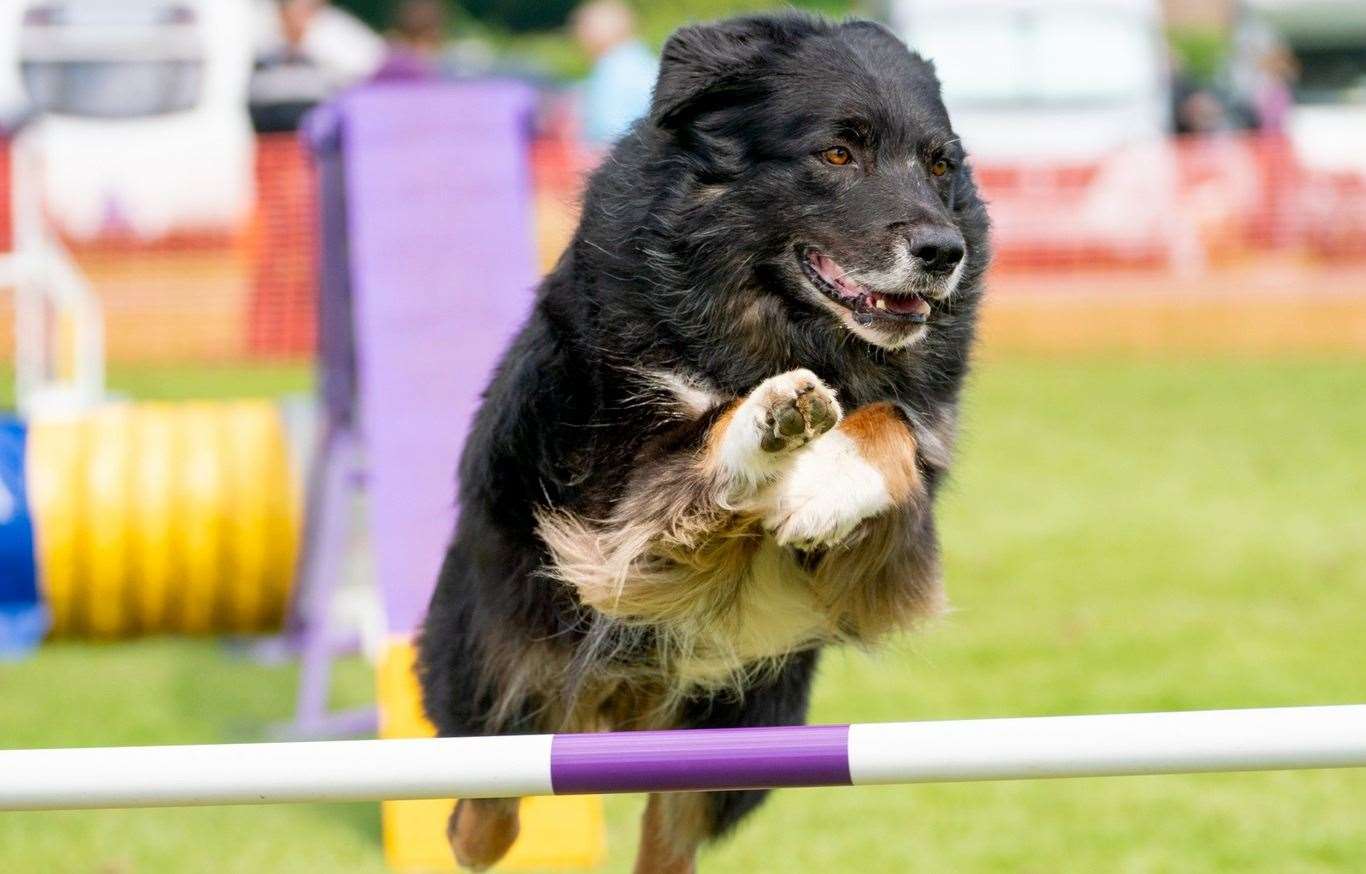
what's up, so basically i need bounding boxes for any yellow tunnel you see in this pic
[25,400,300,639]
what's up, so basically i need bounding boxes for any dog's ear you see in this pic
[650,17,792,129]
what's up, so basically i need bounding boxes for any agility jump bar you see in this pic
[3,705,1363,811]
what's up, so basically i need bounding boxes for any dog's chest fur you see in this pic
[540,507,836,688]
[664,538,830,685]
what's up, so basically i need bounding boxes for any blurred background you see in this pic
[0,1,1361,872]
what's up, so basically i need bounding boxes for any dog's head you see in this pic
[648,14,987,351]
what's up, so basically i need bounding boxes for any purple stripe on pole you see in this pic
[550,724,851,794]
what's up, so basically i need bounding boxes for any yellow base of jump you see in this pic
[378,639,605,872]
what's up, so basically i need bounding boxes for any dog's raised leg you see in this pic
[763,401,922,548]
[711,368,843,494]
[447,797,520,871]
[761,399,944,640]
[537,368,842,621]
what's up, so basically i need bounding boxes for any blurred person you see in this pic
[249,0,384,132]
[570,0,657,146]
[1175,87,1236,135]
[247,0,381,365]
[392,0,447,59]
[1168,47,1240,136]
[1223,8,1301,245]
[1251,43,1299,133]
[374,0,448,80]
[276,0,385,85]
[374,0,501,81]
[1229,9,1299,133]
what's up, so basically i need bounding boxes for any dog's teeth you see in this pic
[875,298,887,310]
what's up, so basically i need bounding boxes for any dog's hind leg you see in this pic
[447,798,520,871]
[634,792,702,874]
[632,649,822,873]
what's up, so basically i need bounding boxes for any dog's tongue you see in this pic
[810,252,931,318]
[810,252,865,299]
[869,290,931,318]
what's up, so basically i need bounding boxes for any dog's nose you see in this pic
[906,225,965,275]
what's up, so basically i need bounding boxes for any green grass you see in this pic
[2,355,1364,872]
[0,362,314,412]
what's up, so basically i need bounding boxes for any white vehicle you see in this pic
[19,1,205,118]
[883,0,1169,161]
[1249,0,1366,256]
[0,0,255,412]
[1250,0,1366,174]
[879,0,1206,269]
[0,0,257,239]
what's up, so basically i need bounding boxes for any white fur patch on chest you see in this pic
[762,431,892,548]
[637,368,728,418]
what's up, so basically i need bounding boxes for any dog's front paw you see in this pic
[754,370,841,454]
[763,431,892,548]
[715,369,841,486]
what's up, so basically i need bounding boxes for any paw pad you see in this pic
[759,378,839,454]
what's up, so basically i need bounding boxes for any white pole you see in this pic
[0,735,554,811]
[848,704,1366,784]
[0,706,1362,811]
[4,123,106,415]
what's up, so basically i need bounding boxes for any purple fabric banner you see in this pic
[339,81,538,635]
[550,725,851,794]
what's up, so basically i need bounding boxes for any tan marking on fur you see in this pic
[479,638,564,732]
[695,183,729,203]
[701,401,741,474]
[719,293,795,363]
[461,622,685,735]
[448,798,520,871]
[737,297,778,329]
[837,402,922,503]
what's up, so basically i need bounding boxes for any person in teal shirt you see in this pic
[572,0,659,147]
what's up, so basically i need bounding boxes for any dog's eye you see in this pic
[820,147,853,166]
[930,159,950,177]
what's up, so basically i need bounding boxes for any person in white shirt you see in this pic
[249,0,384,131]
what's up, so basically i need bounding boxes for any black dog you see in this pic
[419,12,988,872]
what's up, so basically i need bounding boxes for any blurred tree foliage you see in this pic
[334,0,390,30]
[632,0,856,44]
[460,0,578,31]
[336,0,856,35]
[1167,28,1231,85]
[333,0,858,81]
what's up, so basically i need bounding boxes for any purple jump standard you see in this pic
[2,706,1364,811]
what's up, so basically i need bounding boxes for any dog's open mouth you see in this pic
[799,248,930,324]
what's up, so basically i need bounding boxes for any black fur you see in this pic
[419,12,988,842]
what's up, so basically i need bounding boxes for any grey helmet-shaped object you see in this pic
[19,0,205,118]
